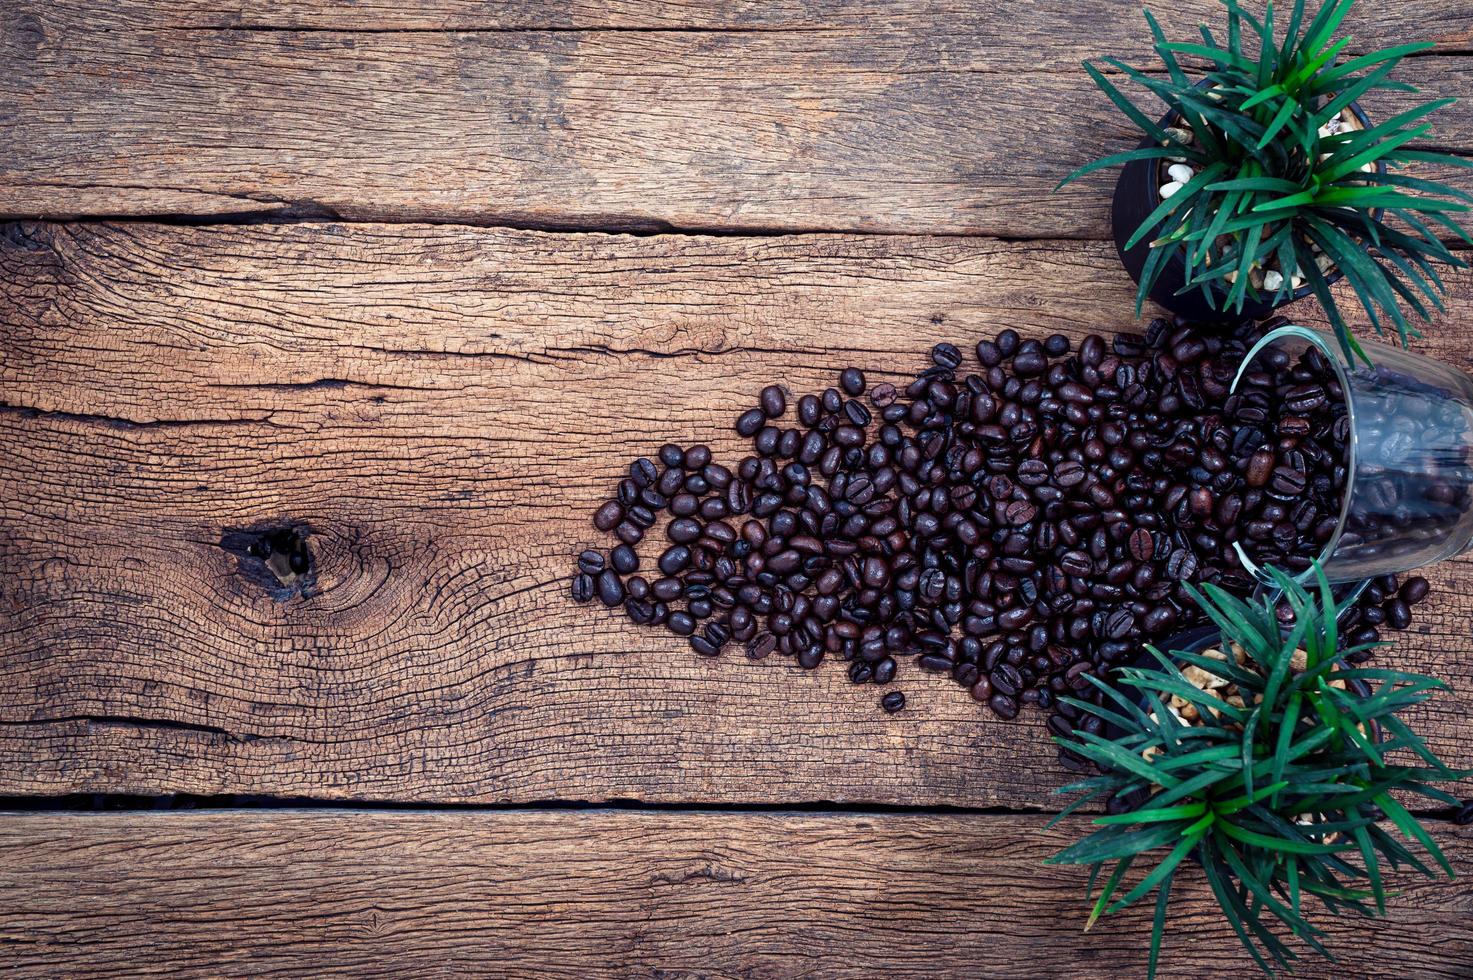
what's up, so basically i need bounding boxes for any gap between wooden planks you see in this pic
[3,221,1472,805]
[0,810,1469,979]
[1,0,1470,233]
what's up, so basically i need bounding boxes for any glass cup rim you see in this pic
[1228,324,1357,584]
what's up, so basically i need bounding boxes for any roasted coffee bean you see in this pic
[881,691,906,713]
[658,546,691,575]
[736,408,766,436]
[760,385,787,418]
[631,457,658,487]
[571,573,595,603]
[596,569,625,606]
[594,501,624,532]
[1385,598,1412,631]
[747,632,777,660]
[932,343,963,369]
[871,382,898,408]
[577,550,605,575]
[840,367,866,396]
[668,518,703,544]
[611,544,639,574]
[1165,550,1198,581]
[1059,551,1092,577]
[1401,577,1430,605]
[989,694,1019,720]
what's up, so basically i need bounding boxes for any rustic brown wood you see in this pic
[3,221,1472,804]
[20,0,1473,37]
[0,810,1468,978]
[2,2,1469,232]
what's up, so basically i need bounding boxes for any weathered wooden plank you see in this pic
[3,221,1472,804]
[20,0,1473,39]
[0,810,1469,978]
[2,2,1469,232]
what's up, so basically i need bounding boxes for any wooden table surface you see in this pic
[3,1,1473,976]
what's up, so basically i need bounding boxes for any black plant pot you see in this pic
[1111,99,1377,325]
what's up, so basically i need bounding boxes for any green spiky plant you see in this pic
[1047,565,1470,978]
[1058,0,1473,365]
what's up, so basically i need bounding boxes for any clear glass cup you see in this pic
[1231,325,1473,584]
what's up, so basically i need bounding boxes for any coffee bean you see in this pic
[668,518,703,544]
[594,501,624,531]
[571,573,595,603]
[1245,451,1273,487]
[577,550,605,575]
[840,368,866,396]
[1005,501,1037,526]
[871,383,897,408]
[1059,551,1092,577]
[932,343,962,369]
[631,457,658,487]
[1270,466,1307,496]
[791,394,818,427]
[1013,350,1046,377]
[881,691,906,713]
[760,385,787,419]
[683,445,712,470]
[736,408,766,436]
[1384,598,1412,630]
[1103,609,1135,639]
[653,577,684,602]
[658,545,691,575]
[989,694,1019,720]
[611,544,639,574]
[596,569,625,606]
[739,631,775,661]
[1127,528,1154,561]
[1401,577,1430,605]
[1054,460,1086,488]
[1165,550,1198,580]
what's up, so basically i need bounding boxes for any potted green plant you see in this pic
[1047,565,1471,977]
[1058,0,1473,364]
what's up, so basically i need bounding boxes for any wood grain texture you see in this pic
[3,221,1473,805]
[20,0,1473,37]
[0,810,1469,978]
[2,1,1469,232]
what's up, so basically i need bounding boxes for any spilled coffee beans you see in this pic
[573,316,1432,769]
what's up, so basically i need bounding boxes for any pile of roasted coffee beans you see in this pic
[572,315,1433,767]
[1228,342,1349,575]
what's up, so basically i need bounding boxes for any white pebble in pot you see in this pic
[1167,163,1195,183]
